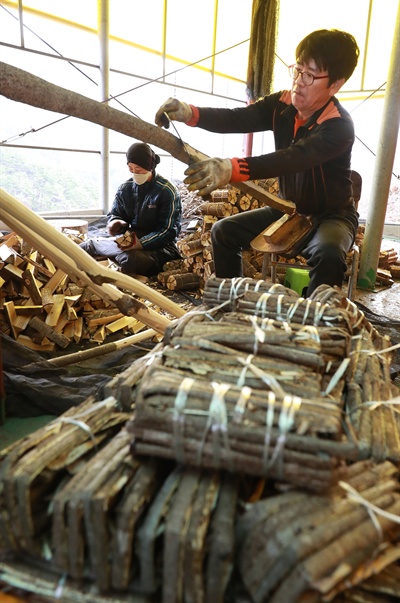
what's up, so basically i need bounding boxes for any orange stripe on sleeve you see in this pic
[230,157,250,182]
[186,105,200,126]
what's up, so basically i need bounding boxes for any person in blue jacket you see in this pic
[155,29,360,295]
[80,142,182,276]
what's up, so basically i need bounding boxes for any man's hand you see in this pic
[108,219,128,236]
[183,158,232,197]
[155,97,193,127]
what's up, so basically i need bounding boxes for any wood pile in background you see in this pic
[161,180,278,291]
[1,281,400,602]
[0,230,150,351]
[378,247,400,284]
[167,184,400,292]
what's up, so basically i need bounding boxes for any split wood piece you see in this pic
[46,267,69,293]
[158,268,184,287]
[135,466,184,595]
[178,238,204,258]
[3,300,31,338]
[166,272,201,291]
[15,334,55,352]
[29,315,70,348]
[162,468,202,603]
[236,194,251,212]
[115,230,136,249]
[52,428,132,581]
[390,264,400,278]
[202,245,212,262]
[202,215,217,233]
[205,472,239,603]
[199,201,233,217]
[0,194,183,333]
[237,460,399,603]
[44,293,65,327]
[105,315,138,334]
[0,61,295,214]
[21,268,43,305]
[204,260,214,280]
[0,396,128,557]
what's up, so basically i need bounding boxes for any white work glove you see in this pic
[183,158,233,197]
[155,97,193,127]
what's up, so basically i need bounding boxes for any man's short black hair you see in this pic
[296,29,360,84]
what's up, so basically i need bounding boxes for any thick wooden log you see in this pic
[0,61,295,212]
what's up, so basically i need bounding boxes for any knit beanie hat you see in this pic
[126,142,160,170]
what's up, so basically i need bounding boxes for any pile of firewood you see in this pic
[0,230,152,351]
[158,180,278,291]
[378,247,400,284]
[0,281,400,602]
[161,185,400,292]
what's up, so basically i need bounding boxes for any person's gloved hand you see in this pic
[155,97,193,128]
[108,219,128,236]
[183,158,232,197]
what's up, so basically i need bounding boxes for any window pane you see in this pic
[0,147,100,213]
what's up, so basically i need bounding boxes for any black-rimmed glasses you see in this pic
[288,64,330,86]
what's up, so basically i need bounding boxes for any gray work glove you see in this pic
[183,158,233,197]
[155,97,193,128]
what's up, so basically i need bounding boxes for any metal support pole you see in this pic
[98,0,110,215]
[357,0,400,289]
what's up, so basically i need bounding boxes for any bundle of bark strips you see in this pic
[0,396,129,558]
[130,368,360,492]
[236,459,400,603]
[0,396,242,601]
[51,430,163,593]
[346,326,400,462]
[164,313,352,404]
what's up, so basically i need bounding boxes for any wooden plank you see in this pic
[16,334,55,351]
[21,268,43,304]
[45,294,65,327]
[46,268,68,293]
[105,316,138,334]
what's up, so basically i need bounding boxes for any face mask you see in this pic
[132,171,151,185]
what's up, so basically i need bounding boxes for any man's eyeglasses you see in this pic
[288,64,330,86]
